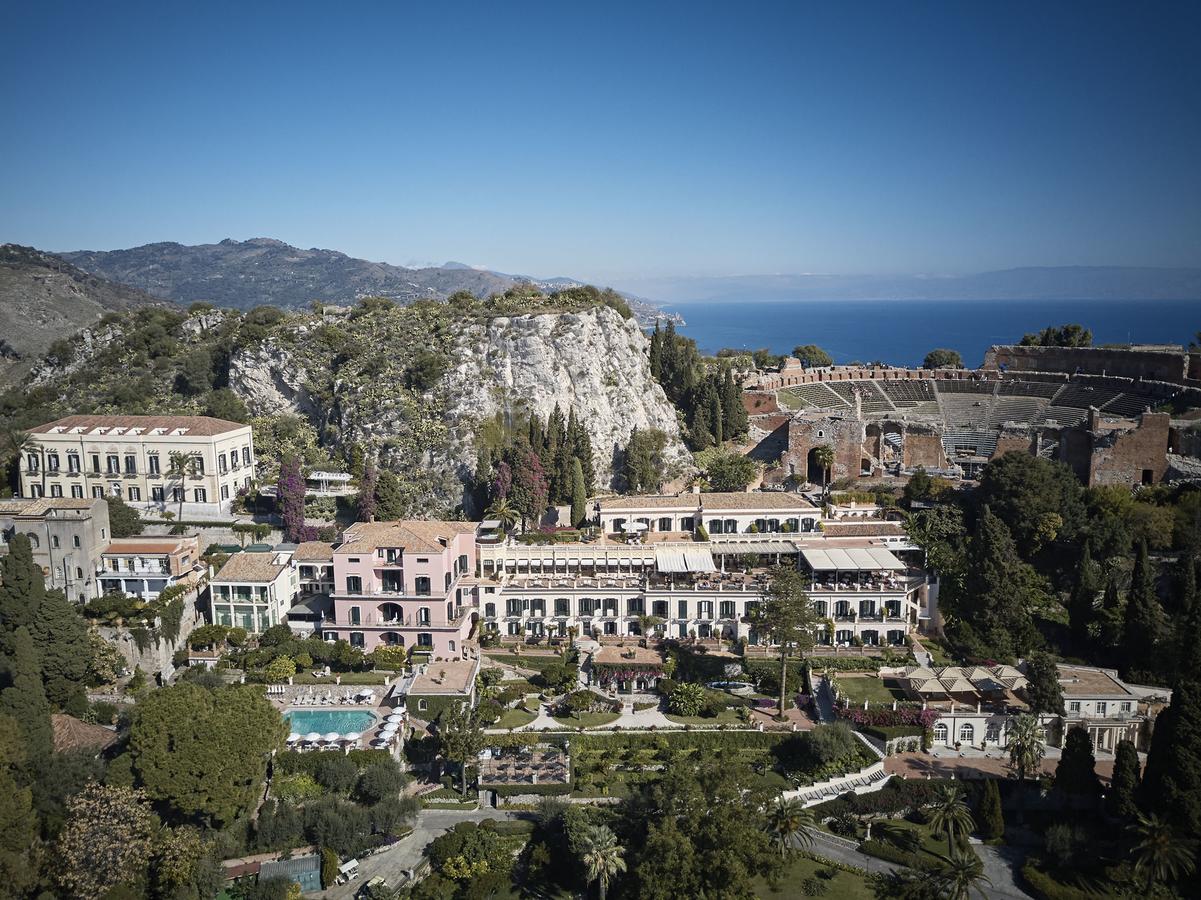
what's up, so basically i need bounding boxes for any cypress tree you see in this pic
[691,404,713,451]
[709,387,724,446]
[0,533,45,642]
[1055,725,1101,803]
[1140,676,1201,834]
[1175,552,1197,615]
[1107,739,1141,820]
[721,368,748,438]
[649,323,663,380]
[0,627,51,758]
[30,589,90,710]
[1121,539,1165,679]
[1068,545,1100,645]
[570,459,587,528]
[978,778,1004,840]
[957,507,1041,659]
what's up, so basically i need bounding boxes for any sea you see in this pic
[667,298,1200,368]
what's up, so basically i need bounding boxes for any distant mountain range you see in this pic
[614,266,1201,304]
[58,238,678,325]
[0,245,164,383]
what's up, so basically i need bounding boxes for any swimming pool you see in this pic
[285,709,378,734]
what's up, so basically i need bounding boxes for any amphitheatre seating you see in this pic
[881,380,935,404]
[934,380,997,395]
[1039,406,1090,426]
[941,430,999,458]
[1102,393,1158,417]
[827,380,894,413]
[988,397,1047,427]
[784,382,848,410]
[1049,384,1122,409]
[998,380,1062,398]
[939,396,995,429]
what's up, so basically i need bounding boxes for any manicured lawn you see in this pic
[495,707,537,729]
[291,671,390,684]
[485,653,570,673]
[835,674,906,706]
[551,711,620,729]
[751,853,872,899]
[776,389,810,410]
[664,708,747,726]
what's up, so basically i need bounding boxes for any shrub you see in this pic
[859,840,942,872]
[802,875,828,896]
[274,773,323,803]
[90,701,119,726]
[312,754,358,795]
[668,682,707,716]
[354,760,407,805]
[1020,859,1097,900]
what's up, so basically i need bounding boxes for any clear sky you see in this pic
[1,1,1198,283]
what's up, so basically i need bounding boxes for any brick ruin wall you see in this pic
[982,345,1190,383]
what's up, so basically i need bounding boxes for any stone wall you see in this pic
[983,344,1189,382]
[1059,411,1172,486]
[97,586,205,681]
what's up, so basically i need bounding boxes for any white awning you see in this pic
[711,541,799,555]
[655,546,717,573]
[801,546,905,571]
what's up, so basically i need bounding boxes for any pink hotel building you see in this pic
[323,520,478,657]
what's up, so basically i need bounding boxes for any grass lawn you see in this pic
[291,671,389,684]
[776,389,810,411]
[834,674,907,706]
[664,708,747,726]
[485,653,570,673]
[494,707,538,729]
[920,636,957,667]
[751,853,872,899]
[551,711,621,729]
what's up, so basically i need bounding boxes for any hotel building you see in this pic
[0,497,110,603]
[97,534,201,599]
[210,547,300,633]
[19,415,256,519]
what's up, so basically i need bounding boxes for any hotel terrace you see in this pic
[18,415,256,519]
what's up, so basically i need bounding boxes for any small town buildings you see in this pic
[0,497,111,602]
[19,414,256,519]
[209,547,300,633]
[596,490,822,535]
[325,520,478,656]
[295,541,335,595]
[402,657,480,720]
[97,534,201,599]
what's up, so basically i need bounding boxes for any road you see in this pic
[317,807,521,899]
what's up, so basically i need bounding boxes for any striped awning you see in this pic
[710,541,799,555]
[655,546,717,573]
[800,547,905,571]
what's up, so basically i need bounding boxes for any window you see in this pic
[230,450,239,470]
[26,452,39,472]
[219,456,228,474]
[626,598,644,615]
[444,572,451,591]
[484,602,496,618]
[417,607,431,626]
[47,453,59,471]
[719,600,736,619]
[349,606,361,625]
[678,599,688,618]
[1095,702,1107,716]
[194,488,207,503]
[149,455,160,475]
[70,484,83,498]
[129,487,140,501]
[26,533,39,549]
[243,447,251,466]
[92,486,104,499]
[1068,701,1081,713]
[30,484,43,498]
[193,456,205,475]
[52,535,60,548]
[91,454,101,473]
[555,598,570,616]
[221,485,229,500]
[958,723,974,743]
[67,453,80,473]
[106,455,119,474]
[652,600,668,617]
[73,535,80,548]
[414,576,431,596]
[658,517,672,532]
[933,723,948,742]
[151,486,165,502]
[416,633,433,648]
[506,598,522,616]
[1120,701,1132,713]
[346,576,362,593]
[50,484,63,498]
[418,699,429,711]
[172,487,183,502]
[449,640,456,653]
[458,554,468,574]
[75,567,82,579]
[349,632,364,648]
[124,454,136,474]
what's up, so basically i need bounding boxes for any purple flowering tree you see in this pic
[278,456,317,542]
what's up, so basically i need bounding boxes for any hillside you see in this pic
[0,244,164,384]
[60,238,678,326]
[3,290,690,515]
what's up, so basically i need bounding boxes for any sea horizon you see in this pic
[662,297,1200,368]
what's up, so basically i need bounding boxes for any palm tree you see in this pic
[1129,813,1197,891]
[812,444,835,492]
[6,429,42,497]
[937,846,992,900]
[580,824,626,900]
[765,795,815,858]
[167,450,192,523]
[485,497,519,534]
[927,784,975,856]
[1006,713,1046,782]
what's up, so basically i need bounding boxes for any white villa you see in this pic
[209,547,300,633]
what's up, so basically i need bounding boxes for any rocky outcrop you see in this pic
[443,306,691,486]
[228,338,319,420]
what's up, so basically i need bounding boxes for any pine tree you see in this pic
[0,627,51,758]
[1122,539,1165,679]
[1108,739,1141,820]
[30,589,90,712]
[1069,545,1100,645]
[570,458,587,528]
[978,778,1004,840]
[649,323,663,380]
[0,533,45,644]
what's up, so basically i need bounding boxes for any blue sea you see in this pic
[669,298,1200,368]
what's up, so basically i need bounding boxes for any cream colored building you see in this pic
[20,415,255,519]
[210,547,300,633]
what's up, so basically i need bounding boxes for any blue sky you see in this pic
[1,1,1198,284]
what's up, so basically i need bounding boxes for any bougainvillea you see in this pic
[593,666,665,686]
[278,456,318,542]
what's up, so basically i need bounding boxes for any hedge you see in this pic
[811,777,959,818]
[485,653,568,673]
[1020,860,1099,900]
[859,725,924,742]
[858,840,943,873]
[572,730,788,753]
[480,819,536,835]
[491,783,573,797]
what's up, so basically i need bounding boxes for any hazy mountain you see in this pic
[0,244,164,383]
[60,238,680,325]
[615,266,1201,304]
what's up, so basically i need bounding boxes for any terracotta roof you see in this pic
[294,541,335,561]
[213,551,289,583]
[599,492,815,511]
[51,713,119,754]
[29,414,248,437]
[0,498,99,516]
[104,538,191,555]
[336,520,476,554]
[820,522,906,537]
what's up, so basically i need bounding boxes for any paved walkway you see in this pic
[317,807,520,899]
[884,749,1122,785]
[814,675,837,723]
[972,839,1034,900]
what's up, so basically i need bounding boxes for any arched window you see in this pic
[25,533,39,549]
[933,722,948,742]
[75,567,83,579]
[959,723,974,743]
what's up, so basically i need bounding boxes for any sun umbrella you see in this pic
[380,722,399,733]
[304,732,322,742]
[343,732,362,741]
[323,732,341,743]
[385,713,404,723]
